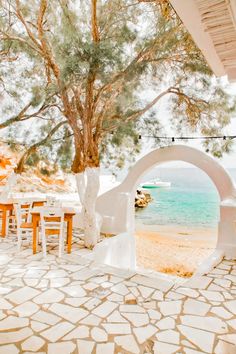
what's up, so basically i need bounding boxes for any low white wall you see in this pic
[217,199,236,259]
[93,232,136,269]
[194,249,225,276]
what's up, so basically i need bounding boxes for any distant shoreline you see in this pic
[135,221,217,234]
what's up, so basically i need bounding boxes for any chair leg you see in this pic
[58,231,64,258]
[9,217,15,234]
[17,230,22,251]
[37,229,41,245]
[41,232,47,258]
[6,211,9,236]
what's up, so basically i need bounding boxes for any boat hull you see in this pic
[141,182,171,188]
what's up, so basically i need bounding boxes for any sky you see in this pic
[142,80,236,170]
[217,117,236,168]
[221,82,236,168]
[200,81,236,168]
[175,116,236,169]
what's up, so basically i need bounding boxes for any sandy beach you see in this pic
[135,224,217,277]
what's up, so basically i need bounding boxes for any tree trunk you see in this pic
[75,171,86,228]
[75,167,101,248]
[0,172,18,199]
[84,167,100,247]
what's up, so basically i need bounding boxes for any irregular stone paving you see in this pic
[0,238,236,353]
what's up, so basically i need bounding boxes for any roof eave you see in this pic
[170,0,234,81]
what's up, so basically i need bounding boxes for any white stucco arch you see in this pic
[97,145,236,258]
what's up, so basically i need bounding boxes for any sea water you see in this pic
[135,168,236,228]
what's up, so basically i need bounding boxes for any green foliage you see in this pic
[31,86,44,107]
[0,0,235,173]
[39,167,51,176]
[203,137,234,158]
[100,113,164,173]
[56,130,73,171]
[25,152,40,167]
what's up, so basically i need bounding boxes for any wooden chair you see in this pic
[0,204,15,236]
[40,208,65,257]
[14,202,33,251]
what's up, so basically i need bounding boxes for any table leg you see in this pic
[1,209,7,237]
[67,217,72,254]
[33,216,38,254]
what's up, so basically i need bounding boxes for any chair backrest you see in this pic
[40,208,64,232]
[46,196,57,207]
[14,201,33,226]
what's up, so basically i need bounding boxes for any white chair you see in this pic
[46,195,56,207]
[14,201,33,251]
[6,208,17,236]
[40,208,65,257]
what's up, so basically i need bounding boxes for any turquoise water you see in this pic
[135,168,236,228]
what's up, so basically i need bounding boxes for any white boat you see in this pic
[140,178,171,188]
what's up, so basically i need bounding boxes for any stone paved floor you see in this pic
[0,237,236,354]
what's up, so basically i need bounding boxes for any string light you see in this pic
[135,135,236,141]
[0,134,235,147]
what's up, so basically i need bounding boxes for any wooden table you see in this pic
[31,207,75,254]
[0,198,45,237]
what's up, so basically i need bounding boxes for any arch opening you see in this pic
[121,145,235,202]
[96,145,236,268]
[134,162,219,277]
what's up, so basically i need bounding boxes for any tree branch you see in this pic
[35,0,75,131]
[37,0,60,80]
[0,102,32,129]
[15,120,67,173]
[93,43,160,108]
[91,0,100,42]
[0,97,60,130]
[109,88,173,132]
[83,0,101,153]
[0,31,42,54]
[169,87,208,106]
[72,87,84,119]
[15,0,42,50]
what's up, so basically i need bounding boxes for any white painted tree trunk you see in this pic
[75,171,86,228]
[75,167,101,248]
[0,172,18,199]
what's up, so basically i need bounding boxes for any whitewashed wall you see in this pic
[96,145,236,262]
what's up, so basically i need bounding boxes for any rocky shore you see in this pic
[135,189,152,208]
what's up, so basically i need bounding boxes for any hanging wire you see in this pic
[138,135,236,140]
[0,133,73,147]
[0,134,235,147]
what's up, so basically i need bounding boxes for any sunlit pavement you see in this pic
[0,236,235,354]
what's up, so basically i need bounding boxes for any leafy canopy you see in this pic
[0,0,235,173]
